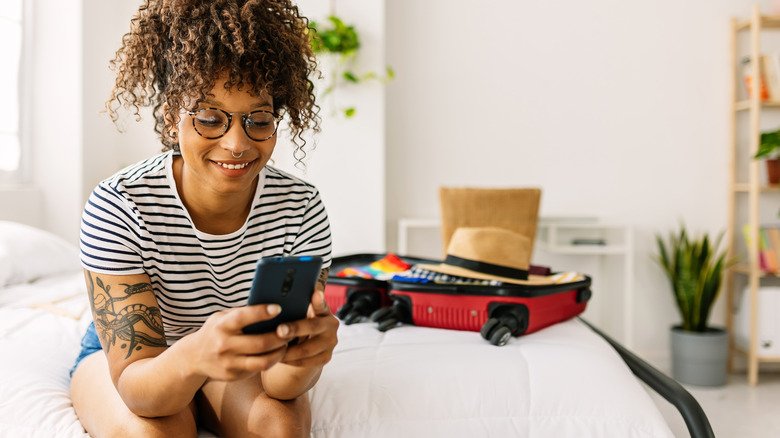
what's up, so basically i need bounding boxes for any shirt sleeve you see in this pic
[80,182,146,275]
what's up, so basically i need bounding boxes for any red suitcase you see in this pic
[371,275,592,346]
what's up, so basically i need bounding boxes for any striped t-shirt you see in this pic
[80,151,332,343]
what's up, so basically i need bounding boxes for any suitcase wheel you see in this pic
[336,289,384,325]
[377,318,399,332]
[576,287,592,303]
[480,318,500,340]
[489,326,512,346]
[370,306,394,323]
[481,304,530,346]
[370,297,412,332]
[336,302,354,320]
[343,311,362,325]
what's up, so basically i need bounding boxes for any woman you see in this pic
[69,1,338,437]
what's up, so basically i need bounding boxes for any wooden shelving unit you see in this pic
[727,5,780,386]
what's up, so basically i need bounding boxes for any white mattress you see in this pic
[0,272,674,438]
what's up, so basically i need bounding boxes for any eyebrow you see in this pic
[201,98,273,111]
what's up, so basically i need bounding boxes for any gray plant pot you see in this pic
[670,326,728,387]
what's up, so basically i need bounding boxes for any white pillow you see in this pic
[0,221,81,287]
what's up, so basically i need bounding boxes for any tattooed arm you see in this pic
[83,269,288,417]
[261,267,340,400]
[84,269,201,416]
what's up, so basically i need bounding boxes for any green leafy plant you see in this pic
[753,127,780,159]
[309,15,394,118]
[655,226,733,332]
[310,16,360,55]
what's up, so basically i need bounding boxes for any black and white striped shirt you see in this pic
[80,151,332,343]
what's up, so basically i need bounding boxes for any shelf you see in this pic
[731,263,780,277]
[728,5,780,386]
[732,346,780,363]
[735,15,780,31]
[535,244,627,255]
[732,183,780,192]
[735,100,780,111]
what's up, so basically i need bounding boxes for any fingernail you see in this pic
[268,304,281,316]
[278,324,290,336]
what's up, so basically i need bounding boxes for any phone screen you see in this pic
[242,255,323,335]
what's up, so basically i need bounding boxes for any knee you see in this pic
[248,395,311,438]
[263,404,310,438]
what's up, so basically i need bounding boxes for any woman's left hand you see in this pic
[275,290,339,368]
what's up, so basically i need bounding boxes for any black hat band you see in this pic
[444,255,529,280]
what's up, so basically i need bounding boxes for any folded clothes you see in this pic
[393,266,584,286]
[392,266,502,286]
[336,253,412,280]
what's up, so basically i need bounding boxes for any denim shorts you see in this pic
[70,322,103,377]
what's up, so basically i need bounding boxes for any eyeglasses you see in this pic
[185,108,282,142]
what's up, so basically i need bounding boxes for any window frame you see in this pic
[0,0,31,185]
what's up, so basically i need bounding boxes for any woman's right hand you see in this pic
[186,304,290,381]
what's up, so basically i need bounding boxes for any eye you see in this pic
[195,110,227,127]
[246,120,271,128]
[247,112,274,127]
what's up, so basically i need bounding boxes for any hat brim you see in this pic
[416,263,557,286]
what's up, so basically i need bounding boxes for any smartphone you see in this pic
[242,255,323,335]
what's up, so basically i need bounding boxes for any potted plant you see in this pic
[309,15,394,118]
[655,225,733,386]
[754,127,780,185]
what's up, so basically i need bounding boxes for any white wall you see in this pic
[29,0,83,242]
[82,0,160,205]
[384,0,778,357]
[274,0,387,257]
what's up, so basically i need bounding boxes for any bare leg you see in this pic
[70,353,198,438]
[197,373,311,438]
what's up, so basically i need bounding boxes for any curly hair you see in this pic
[107,0,320,164]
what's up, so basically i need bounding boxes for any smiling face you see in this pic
[173,75,278,214]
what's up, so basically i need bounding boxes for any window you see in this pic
[0,0,25,180]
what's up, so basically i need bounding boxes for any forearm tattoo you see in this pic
[85,271,167,358]
[318,267,330,291]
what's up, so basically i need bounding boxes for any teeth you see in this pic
[216,161,249,170]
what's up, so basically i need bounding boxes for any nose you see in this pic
[221,117,252,157]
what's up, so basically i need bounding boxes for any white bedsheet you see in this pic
[0,272,674,438]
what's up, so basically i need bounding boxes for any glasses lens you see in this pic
[193,109,229,138]
[245,111,278,141]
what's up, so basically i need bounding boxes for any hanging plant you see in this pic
[309,15,394,118]
[310,16,360,55]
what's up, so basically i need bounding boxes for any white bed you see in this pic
[0,221,688,437]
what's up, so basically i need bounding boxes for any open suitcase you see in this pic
[325,253,587,347]
[371,274,592,346]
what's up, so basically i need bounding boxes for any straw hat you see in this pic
[418,227,557,286]
[438,187,541,259]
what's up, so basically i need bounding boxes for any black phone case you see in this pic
[243,255,323,334]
